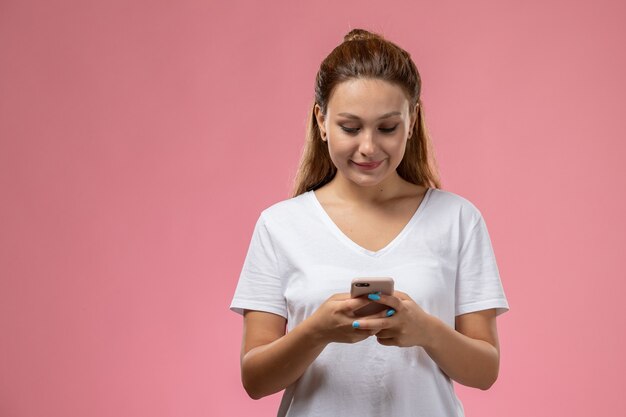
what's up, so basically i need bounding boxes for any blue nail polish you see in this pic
[352,321,360,328]
[368,293,381,301]
[386,309,396,317]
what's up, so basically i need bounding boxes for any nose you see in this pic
[358,130,377,156]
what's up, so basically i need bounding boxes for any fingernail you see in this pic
[386,309,396,317]
[352,321,360,328]
[368,293,381,301]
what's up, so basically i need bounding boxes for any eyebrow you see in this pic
[337,111,402,120]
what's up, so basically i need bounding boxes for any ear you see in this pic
[409,102,419,135]
[314,104,327,141]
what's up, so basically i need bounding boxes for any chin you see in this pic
[349,173,388,187]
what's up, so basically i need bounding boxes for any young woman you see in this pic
[230,28,509,417]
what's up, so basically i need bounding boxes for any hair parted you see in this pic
[290,28,442,197]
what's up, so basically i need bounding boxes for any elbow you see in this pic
[243,379,275,400]
[241,369,272,400]
[478,377,497,391]
[479,346,500,390]
[244,386,264,400]
[241,356,267,400]
[242,374,266,400]
[241,355,267,400]
[478,368,499,391]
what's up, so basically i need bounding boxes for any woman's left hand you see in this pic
[353,290,437,348]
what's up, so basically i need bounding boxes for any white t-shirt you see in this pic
[230,187,510,417]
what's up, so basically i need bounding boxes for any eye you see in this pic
[341,126,359,134]
[380,125,398,133]
[340,125,399,134]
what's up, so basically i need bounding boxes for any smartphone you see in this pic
[350,277,395,316]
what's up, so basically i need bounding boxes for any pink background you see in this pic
[1,0,625,416]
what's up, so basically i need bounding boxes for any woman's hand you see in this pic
[306,293,380,345]
[351,290,437,348]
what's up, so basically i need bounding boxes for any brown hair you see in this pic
[290,28,442,197]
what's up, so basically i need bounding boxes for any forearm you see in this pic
[241,318,328,399]
[423,316,499,390]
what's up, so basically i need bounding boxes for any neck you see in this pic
[324,171,407,205]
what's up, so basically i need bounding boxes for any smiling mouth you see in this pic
[352,160,383,169]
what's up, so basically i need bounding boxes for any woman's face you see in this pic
[315,78,418,189]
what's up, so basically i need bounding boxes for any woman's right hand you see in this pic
[306,293,379,345]
[239,293,383,399]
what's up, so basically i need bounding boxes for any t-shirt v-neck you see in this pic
[231,186,510,417]
[307,187,433,258]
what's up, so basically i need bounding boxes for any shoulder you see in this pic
[426,188,484,226]
[257,191,314,227]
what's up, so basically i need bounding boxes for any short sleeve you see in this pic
[229,212,287,319]
[455,215,510,317]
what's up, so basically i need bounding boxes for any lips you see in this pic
[352,161,382,168]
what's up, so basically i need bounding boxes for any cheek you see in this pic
[391,139,408,156]
[325,143,343,166]
[327,139,352,158]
